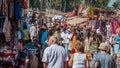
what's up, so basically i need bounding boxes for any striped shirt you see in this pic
[90,52,116,68]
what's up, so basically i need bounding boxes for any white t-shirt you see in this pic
[66,33,73,43]
[61,32,66,43]
[73,53,87,68]
[30,25,37,36]
[61,32,73,43]
[42,44,68,68]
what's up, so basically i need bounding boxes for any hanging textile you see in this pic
[89,6,94,18]
[23,0,28,9]
[5,20,12,42]
[2,16,8,33]
[110,19,116,35]
[9,1,14,19]
[0,0,2,11]
[15,1,22,20]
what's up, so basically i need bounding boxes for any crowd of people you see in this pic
[0,10,120,68]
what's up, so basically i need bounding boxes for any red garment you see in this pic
[23,0,28,9]
[62,22,67,28]
[72,12,76,16]
[71,49,75,54]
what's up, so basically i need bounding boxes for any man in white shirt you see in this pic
[61,29,73,53]
[42,36,68,68]
[66,29,73,53]
[30,24,37,41]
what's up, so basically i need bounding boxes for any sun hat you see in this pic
[99,43,108,50]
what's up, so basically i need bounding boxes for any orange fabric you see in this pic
[5,21,12,41]
[71,36,77,50]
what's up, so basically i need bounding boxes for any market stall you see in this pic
[67,17,88,25]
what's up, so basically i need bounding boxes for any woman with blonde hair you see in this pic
[69,40,89,68]
[113,28,120,63]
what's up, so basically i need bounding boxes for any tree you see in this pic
[84,0,110,9]
[112,0,120,10]
[29,0,82,12]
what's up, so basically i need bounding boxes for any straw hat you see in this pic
[99,43,108,50]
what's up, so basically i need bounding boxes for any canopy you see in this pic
[67,17,88,25]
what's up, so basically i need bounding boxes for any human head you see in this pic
[42,24,47,31]
[18,39,26,49]
[74,40,83,52]
[48,36,58,45]
[99,42,108,51]
[116,28,120,36]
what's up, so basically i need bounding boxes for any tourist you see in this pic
[89,33,99,57]
[14,39,30,68]
[90,43,117,68]
[113,28,120,63]
[42,36,68,68]
[41,24,48,43]
[69,40,89,68]
[30,24,37,42]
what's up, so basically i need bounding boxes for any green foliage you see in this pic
[112,0,120,10]
[84,0,110,9]
[29,0,110,12]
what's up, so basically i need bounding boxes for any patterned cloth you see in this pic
[15,48,30,68]
[89,41,98,54]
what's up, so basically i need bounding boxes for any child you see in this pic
[69,40,89,68]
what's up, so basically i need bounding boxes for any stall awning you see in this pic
[67,17,88,25]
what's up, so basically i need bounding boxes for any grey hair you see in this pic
[51,36,58,43]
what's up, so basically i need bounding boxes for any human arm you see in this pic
[68,54,74,67]
[24,59,29,68]
[86,56,89,68]
[88,37,92,46]
[43,62,47,68]
[42,48,49,68]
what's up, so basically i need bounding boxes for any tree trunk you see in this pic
[64,0,66,12]
[60,0,62,11]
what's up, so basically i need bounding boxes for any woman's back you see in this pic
[72,53,86,68]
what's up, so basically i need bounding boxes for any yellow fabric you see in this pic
[71,36,77,49]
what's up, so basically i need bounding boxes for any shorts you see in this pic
[113,44,120,54]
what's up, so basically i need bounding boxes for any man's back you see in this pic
[90,52,116,68]
[42,44,68,68]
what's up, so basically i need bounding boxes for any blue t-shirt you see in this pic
[26,42,38,55]
[41,31,48,43]
[115,36,120,43]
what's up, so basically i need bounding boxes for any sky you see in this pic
[108,0,117,7]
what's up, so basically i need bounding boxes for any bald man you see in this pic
[42,36,68,68]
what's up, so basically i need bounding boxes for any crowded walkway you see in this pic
[0,0,120,68]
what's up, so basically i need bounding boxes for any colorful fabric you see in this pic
[15,1,22,20]
[5,21,11,42]
[15,48,30,68]
[9,2,14,19]
[71,36,77,50]
[90,41,98,54]
[22,29,30,41]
